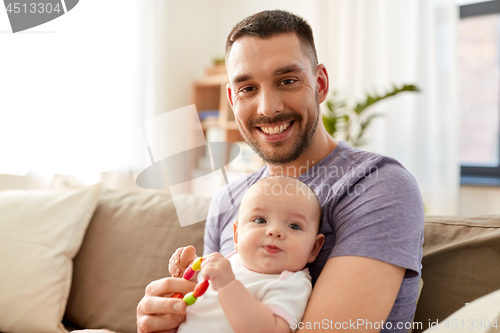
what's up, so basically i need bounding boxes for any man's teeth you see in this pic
[260,122,290,135]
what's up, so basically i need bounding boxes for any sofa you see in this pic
[1,185,499,333]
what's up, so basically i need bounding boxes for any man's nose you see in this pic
[257,87,284,118]
[266,226,284,238]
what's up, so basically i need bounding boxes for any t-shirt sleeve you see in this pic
[203,189,223,255]
[329,161,424,277]
[203,183,242,256]
[260,271,312,330]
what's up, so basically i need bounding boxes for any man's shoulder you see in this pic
[302,142,411,184]
[300,142,420,207]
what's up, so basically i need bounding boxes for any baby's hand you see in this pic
[201,252,235,290]
[168,245,198,278]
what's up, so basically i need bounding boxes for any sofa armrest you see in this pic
[413,215,500,333]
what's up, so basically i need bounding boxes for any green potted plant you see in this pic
[322,84,420,147]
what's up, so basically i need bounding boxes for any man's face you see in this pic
[226,33,320,165]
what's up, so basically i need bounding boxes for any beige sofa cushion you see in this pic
[63,190,211,333]
[0,184,101,333]
[413,215,500,333]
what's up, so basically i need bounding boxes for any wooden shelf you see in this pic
[225,121,239,130]
[192,65,236,142]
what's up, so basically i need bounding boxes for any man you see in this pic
[137,10,424,333]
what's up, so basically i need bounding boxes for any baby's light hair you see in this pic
[239,175,323,233]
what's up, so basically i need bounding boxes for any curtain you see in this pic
[310,0,460,215]
[0,0,145,189]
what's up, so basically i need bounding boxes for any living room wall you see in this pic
[459,186,500,215]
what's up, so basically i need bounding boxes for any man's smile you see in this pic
[258,121,292,135]
[256,120,295,141]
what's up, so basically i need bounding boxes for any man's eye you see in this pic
[280,79,296,86]
[254,218,266,224]
[240,86,256,93]
[288,223,301,230]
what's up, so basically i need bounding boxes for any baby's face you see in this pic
[234,178,324,274]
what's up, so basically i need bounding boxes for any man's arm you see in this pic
[299,256,405,333]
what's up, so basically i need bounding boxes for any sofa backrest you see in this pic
[63,189,211,333]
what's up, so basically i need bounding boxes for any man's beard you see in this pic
[240,102,320,165]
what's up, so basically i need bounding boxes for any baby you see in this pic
[169,176,324,333]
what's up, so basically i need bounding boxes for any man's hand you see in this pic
[168,245,198,278]
[201,252,235,290]
[136,277,196,333]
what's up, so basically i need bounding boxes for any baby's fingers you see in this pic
[179,246,197,270]
[168,247,185,277]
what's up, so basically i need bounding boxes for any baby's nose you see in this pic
[266,227,283,238]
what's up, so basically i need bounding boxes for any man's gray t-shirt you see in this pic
[203,141,424,333]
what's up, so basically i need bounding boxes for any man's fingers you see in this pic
[138,295,187,315]
[145,277,196,296]
[137,313,186,333]
[72,331,114,333]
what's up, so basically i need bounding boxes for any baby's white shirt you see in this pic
[177,251,312,333]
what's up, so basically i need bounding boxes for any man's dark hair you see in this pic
[226,10,318,71]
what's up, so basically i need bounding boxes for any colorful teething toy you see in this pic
[173,256,209,306]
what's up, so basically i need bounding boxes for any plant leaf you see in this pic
[354,84,420,114]
[353,113,383,147]
[326,100,334,112]
[323,83,420,146]
[322,115,337,137]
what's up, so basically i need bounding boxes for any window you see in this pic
[459,0,500,185]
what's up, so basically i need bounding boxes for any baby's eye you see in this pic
[288,223,301,230]
[254,218,266,224]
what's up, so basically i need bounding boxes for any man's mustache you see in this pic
[247,112,303,128]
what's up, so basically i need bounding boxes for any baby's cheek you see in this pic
[297,251,312,269]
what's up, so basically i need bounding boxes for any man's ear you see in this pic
[226,83,234,108]
[307,234,325,263]
[233,220,239,251]
[315,64,329,104]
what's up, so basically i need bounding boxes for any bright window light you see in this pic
[0,0,144,180]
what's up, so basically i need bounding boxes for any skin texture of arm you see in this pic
[298,256,405,333]
[202,252,291,333]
